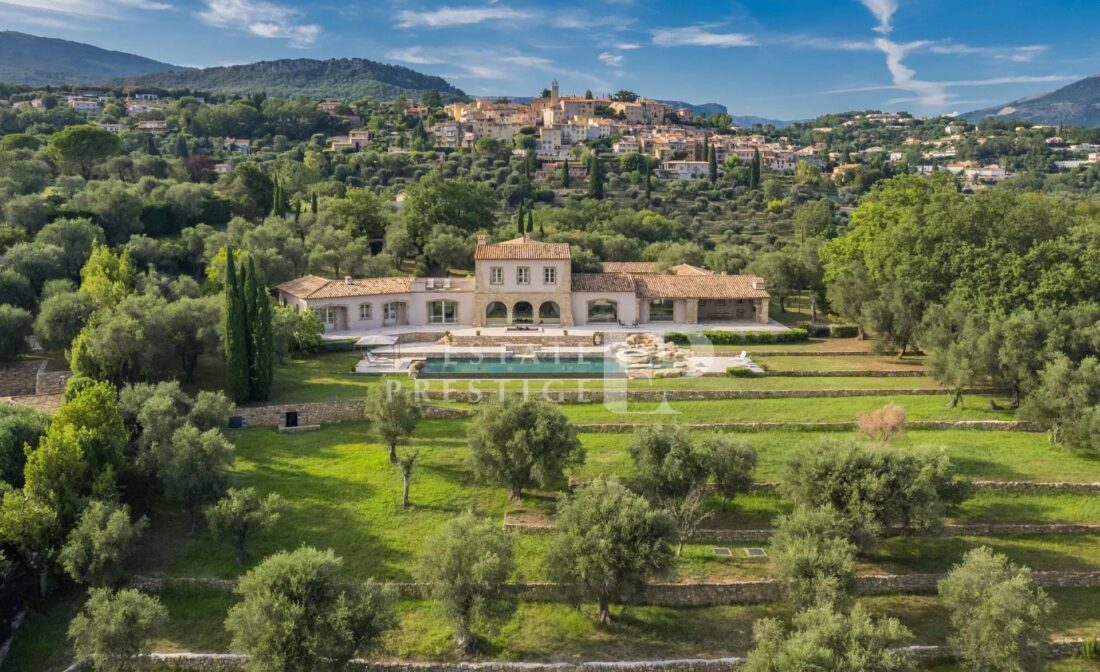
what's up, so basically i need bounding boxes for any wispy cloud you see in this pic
[599,51,624,67]
[928,43,1048,63]
[198,0,319,47]
[860,0,898,34]
[652,25,757,48]
[396,6,533,29]
[383,47,445,65]
[615,42,640,50]
[0,0,170,17]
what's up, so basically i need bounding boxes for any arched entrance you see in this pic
[539,301,561,324]
[485,301,508,326]
[512,301,533,324]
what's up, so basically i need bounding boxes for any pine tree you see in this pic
[516,205,525,237]
[246,258,274,402]
[526,210,534,234]
[223,248,250,404]
[561,159,571,188]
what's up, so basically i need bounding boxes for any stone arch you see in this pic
[485,301,508,326]
[539,301,561,324]
[512,301,534,324]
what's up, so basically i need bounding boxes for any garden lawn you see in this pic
[544,395,1014,424]
[753,354,926,372]
[12,587,1100,670]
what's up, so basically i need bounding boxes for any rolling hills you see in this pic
[106,58,467,101]
[963,74,1100,127]
[0,31,183,86]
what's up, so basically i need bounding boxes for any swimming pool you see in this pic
[417,355,627,379]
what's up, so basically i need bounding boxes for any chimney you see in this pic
[477,234,488,246]
[344,276,352,285]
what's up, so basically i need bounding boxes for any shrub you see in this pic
[856,404,907,444]
[68,588,167,672]
[830,324,860,338]
[664,328,808,346]
[726,366,759,377]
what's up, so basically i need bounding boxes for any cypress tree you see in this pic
[174,135,188,158]
[526,210,534,234]
[516,205,525,237]
[144,134,157,155]
[246,258,274,402]
[708,144,718,183]
[750,148,761,190]
[644,158,652,202]
[561,159,570,187]
[310,191,319,214]
[587,154,604,200]
[223,248,250,404]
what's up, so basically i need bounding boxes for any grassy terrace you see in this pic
[10,586,1100,669]
[122,421,1100,584]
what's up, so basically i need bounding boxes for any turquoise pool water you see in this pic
[418,355,626,378]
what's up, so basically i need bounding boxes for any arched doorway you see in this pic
[539,301,561,324]
[512,301,533,324]
[587,299,618,324]
[485,301,508,326]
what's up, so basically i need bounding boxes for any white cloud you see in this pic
[384,47,445,65]
[652,26,757,48]
[874,37,949,107]
[198,0,320,47]
[396,6,533,29]
[0,0,170,17]
[860,0,898,34]
[928,43,1048,63]
[615,42,640,50]
[599,51,623,67]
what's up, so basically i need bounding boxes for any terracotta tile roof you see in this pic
[635,275,769,300]
[668,263,714,276]
[474,237,572,261]
[571,273,637,293]
[277,275,413,299]
[600,262,660,274]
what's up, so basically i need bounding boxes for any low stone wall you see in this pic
[231,401,466,428]
[132,571,1100,607]
[576,420,1039,433]
[971,480,1100,493]
[449,335,598,347]
[415,388,966,403]
[396,332,447,345]
[0,361,42,397]
[1,394,62,413]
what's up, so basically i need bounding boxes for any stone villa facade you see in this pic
[276,236,770,332]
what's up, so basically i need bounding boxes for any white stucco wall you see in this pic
[476,259,571,294]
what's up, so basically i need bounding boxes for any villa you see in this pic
[276,236,771,333]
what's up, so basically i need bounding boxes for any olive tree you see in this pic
[68,588,167,672]
[468,398,584,501]
[745,603,914,672]
[700,435,757,510]
[769,506,856,608]
[158,425,233,532]
[226,546,396,672]
[59,500,148,587]
[938,547,1054,672]
[546,478,674,624]
[205,487,284,565]
[365,384,421,464]
[415,512,515,652]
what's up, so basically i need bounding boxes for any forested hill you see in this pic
[963,74,1100,127]
[106,58,467,101]
[0,31,182,86]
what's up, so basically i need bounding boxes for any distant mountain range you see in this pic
[963,74,1100,127]
[107,58,467,101]
[0,31,184,86]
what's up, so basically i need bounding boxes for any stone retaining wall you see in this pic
[231,401,466,428]
[132,571,1100,607]
[762,370,926,378]
[414,388,971,403]
[746,480,1100,494]
[449,335,597,347]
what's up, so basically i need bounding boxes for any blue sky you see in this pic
[4,0,1099,119]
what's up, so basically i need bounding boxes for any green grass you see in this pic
[543,395,1014,424]
[13,587,1100,670]
[128,421,1100,586]
[577,430,1100,482]
[753,354,926,372]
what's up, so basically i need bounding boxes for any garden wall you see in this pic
[575,420,1038,433]
[231,401,466,428]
